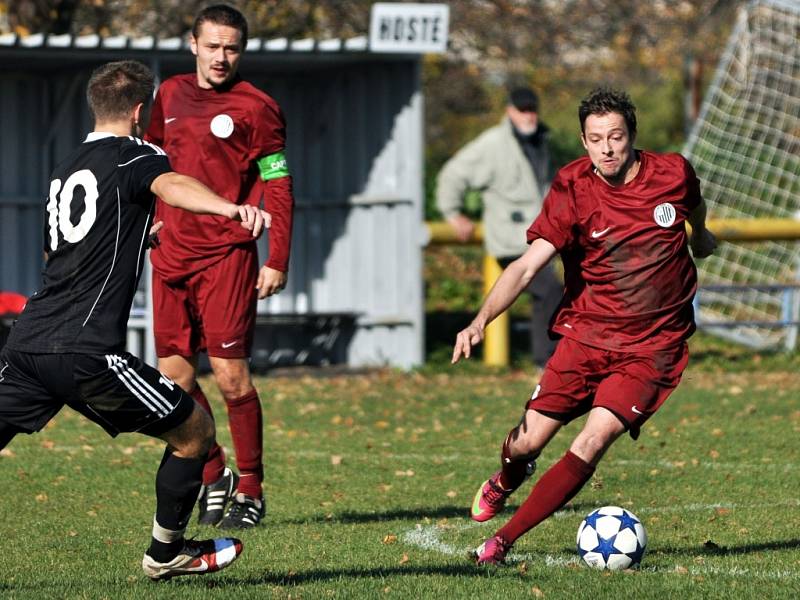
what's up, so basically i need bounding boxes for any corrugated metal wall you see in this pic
[0,50,424,368]
[1,67,96,296]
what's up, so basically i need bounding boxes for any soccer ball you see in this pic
[576,506,647,570]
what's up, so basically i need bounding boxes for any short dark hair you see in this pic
[193,4,248,48]
[578,87,637,136]
[86,60,154,122]
[509,87,539,112]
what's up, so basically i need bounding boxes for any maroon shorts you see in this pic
[527,337,689,439]
[152,245,258,359]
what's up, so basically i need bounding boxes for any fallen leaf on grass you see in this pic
[383,534,397,544]
[446,490,457,498]
[330,455,343,466]
[736,404,757,417]
[41,440,55,450]
[35,493,48,502]
[675,566,688,574]
[531,586,544,597]
[399,553,410,565]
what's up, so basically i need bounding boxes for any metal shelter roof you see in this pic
[0,32,370,53]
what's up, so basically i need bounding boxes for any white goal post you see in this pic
[683,0,800,350]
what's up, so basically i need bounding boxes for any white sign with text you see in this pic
[369,3,449,54]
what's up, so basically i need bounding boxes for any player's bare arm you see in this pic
[687,198,717,259]
[150,172,271,237]
[452,238,557,363]
[256,266,287,299]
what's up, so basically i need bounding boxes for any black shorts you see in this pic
[0,349,194,437]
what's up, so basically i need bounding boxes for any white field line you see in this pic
[401,509,800,581]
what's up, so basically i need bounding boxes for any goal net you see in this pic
[683,0,800,349]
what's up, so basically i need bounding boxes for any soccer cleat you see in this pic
[473,535,511,565]
[470,471,512,522]
[219,492,265,529]
[197,467,239,526]
[142,537,243,581]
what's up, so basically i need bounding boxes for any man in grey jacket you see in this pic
[436,87,562,367]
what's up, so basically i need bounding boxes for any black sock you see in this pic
[147,538,185,563]
[147,448,206,562]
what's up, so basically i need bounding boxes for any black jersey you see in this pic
[6,133,171,354]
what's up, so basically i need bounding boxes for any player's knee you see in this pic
[217,376,254,400]
[168,406,215,458]
[570,432,612,464]
[502,427,541,462]
[194,409,216,455]
[212,365,251,398]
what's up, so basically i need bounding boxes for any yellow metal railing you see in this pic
[426,218,800,366]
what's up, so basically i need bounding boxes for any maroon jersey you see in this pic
[526,151,701,351]
[146,74,293,281]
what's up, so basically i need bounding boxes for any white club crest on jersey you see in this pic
[210,114,234,138]
[653,203,676,227]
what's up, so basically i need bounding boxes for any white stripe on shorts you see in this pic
[106,355,164,417]
[110,355,175,414]
[105,355,174,417]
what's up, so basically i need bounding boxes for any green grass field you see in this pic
[1,341,799,599]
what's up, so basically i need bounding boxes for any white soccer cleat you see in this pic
[142,537,243,581]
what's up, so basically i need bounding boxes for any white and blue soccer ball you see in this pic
[576,506,647,570]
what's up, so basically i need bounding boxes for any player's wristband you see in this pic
[257,151,290,181]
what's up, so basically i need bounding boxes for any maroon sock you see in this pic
[498,431,533,491]
[497,451,594,545]
[226,389,263,498]
[190,384,225,485]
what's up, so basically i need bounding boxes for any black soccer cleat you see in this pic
[220,492,265,529]
[197,467,239,526]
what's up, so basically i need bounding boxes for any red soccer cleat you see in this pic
[473,535,512,565]
[470,471,512,522]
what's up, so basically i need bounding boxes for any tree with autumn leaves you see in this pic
[1,0,739,217]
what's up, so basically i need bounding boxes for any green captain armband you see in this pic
[257,151,290,181]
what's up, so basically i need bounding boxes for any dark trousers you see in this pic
[497,257,562,366]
